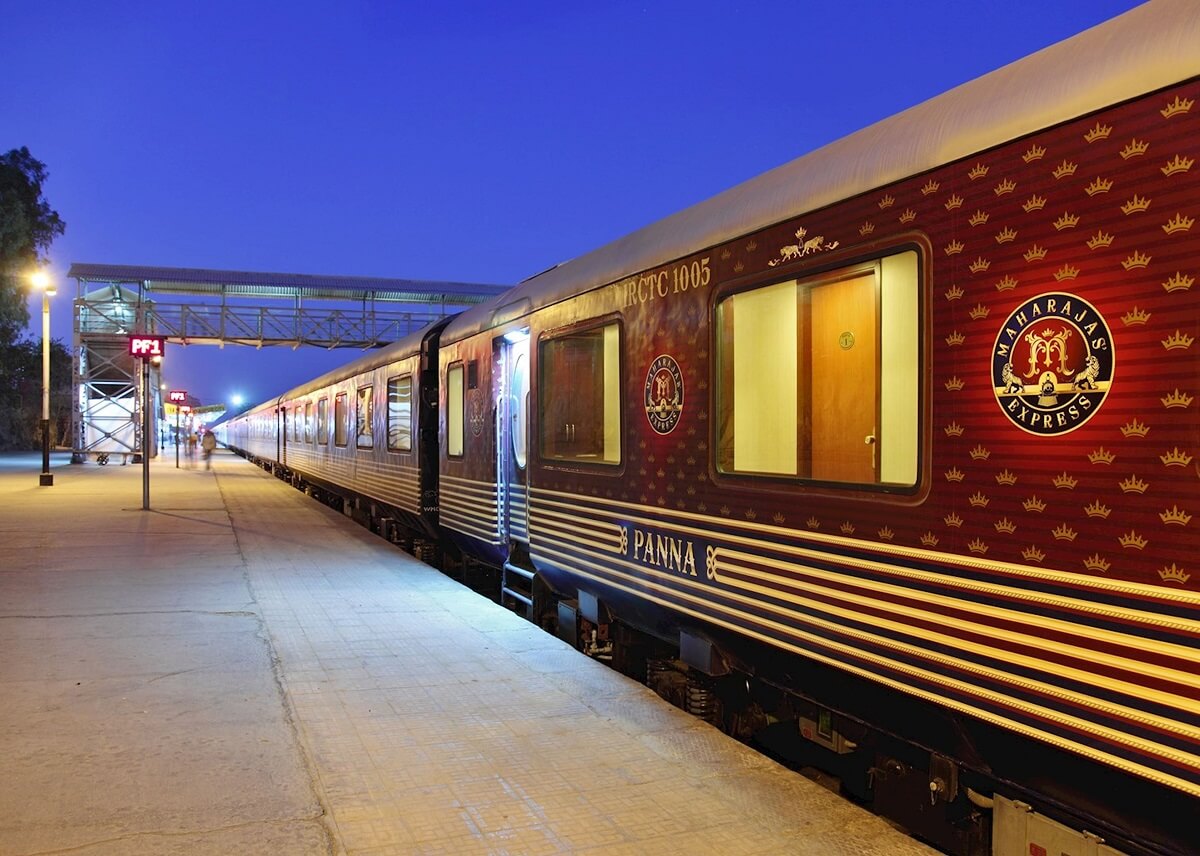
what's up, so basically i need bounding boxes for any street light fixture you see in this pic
[30,270,56,487]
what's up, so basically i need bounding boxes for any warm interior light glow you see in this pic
[30,270,56,296]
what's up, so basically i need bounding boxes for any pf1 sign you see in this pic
[128,335,166,359]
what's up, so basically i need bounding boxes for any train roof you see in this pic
[441,0,1200,344]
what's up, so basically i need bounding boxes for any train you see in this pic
[220,3,1200,854]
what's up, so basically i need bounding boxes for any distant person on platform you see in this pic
[186,430,197,466]
[201,430,216,470]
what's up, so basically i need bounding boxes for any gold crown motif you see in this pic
[1119,531,1148,550]
[1022,195,1047,212]
[1084,554,1111,573]
[877,526,894,541]
[969,491,990,507]
[944,513,963,528]
[859,221,875,236]
[1085,177,1114,196]
[733,260,745,273]
[995,226,1017,243]
[969,257,991,274]
[1159,564,1191,584]
[1053,213,1081,231]
[773,512,786,524]
[945,467,965,483]
[968,302,990,320]
[945,376,965,391]
[1023,495,1047,513]
[1024,245,1048,262]
[1087,231,1114,250]
[1088,447,1116,465]
[1163,213,1195,234]
[1160,447,1194,468]
[840,521,855,534]
[745,509,757,520]
[995,469,1018,486]
[1084,123,1112,143]
[1120,419,1150,437]
[1121,251,1151,270]
[1121,306,1150,326]
[993,179,1017,196]
[969,209,990,226]
[1084,500,1111,518]
[968,538,989,555]
[1053,472,1078,490]
[1022,546,1046,563]
[970,445,990,462]
[1052,523,1077,541]
[1122,195,1151,215]
[1163,272,1195,292]
[945,285,964,301]
[945,194,964,210]
[1120,139,1150,159]
[745,240,757,252]
[921,531,940,546]
[899,208,917,224]
[995,275,1018,292]
[1022,145,1047,163]
[1162,330,1195,350]
[1161,96,1194,118]
[944,421,965,436]
[968,163,989,180]
[1053,160,1077,179]
[995,518,1017,534]
[1054,264,1080,281]
[945,331,965,346]
[1162,154,1194,176]
[878,194,895,209]
[921,179,940,196]
[1119,475,1149,494]
[944,240,965,255]
[807,517,821,530]
[1160,506,1193,526]
[1161,389,1194,409]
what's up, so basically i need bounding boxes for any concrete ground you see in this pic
[0,449,935,855]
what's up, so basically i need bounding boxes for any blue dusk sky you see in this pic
[4,0,1145,407]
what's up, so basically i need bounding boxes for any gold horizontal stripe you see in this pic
[531,541,1200,797]
[532,487,1200,611]
[533,493,1200,638]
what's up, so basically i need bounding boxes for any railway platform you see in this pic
[0,449,935,855]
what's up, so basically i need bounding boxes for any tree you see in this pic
[0,147,67,449]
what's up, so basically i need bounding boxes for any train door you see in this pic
[497,329,531,545]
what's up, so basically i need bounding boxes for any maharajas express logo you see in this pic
[991,292,1114,435]
[644,354,684,434]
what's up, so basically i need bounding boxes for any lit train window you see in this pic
[447,363,464,457]
[388,375,413,452]
[304,402,313,443]
[715,250,919,487]
[539,322,621,465]
[317,398,328,444]
[357,386,374,449]
[334,392,348,447]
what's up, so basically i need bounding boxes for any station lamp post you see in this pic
[30,270,55,487]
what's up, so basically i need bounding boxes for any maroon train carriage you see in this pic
[225,2,1199,854]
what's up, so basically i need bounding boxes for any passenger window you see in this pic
[357,386,374,449]
[334,392,348,447]
[715,250,919,486]
[388,375,413,452]
[317,398,328,444]
[447,363,464,457]
[539,322,621,465]
[304,402,313,443]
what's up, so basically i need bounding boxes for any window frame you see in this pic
[711,243,925,497]
[387,374,414,453]
[536,316,624,470]
[447,361,465,458]
[317,397,328,445]
[356,385,374,450]
[334,392,348,448]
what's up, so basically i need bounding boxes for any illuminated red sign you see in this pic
[168,390,187,403]
[128,335,166,359]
